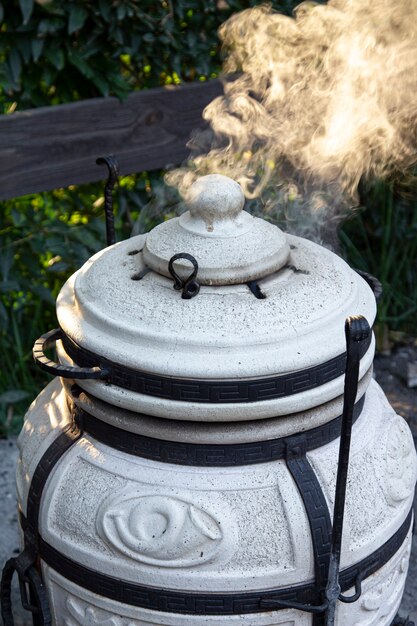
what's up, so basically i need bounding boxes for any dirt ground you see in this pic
[374,344,417,431]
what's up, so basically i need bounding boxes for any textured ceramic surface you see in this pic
[56,230,376,418]
[56,339,375,422]
[41,530,411,625]
[64,369,373,443]
[143,175,290,285]
[57,233,376,380]
[16,377,417,626]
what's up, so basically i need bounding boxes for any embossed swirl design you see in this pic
[97,492,223,567]
[385,417,417,506]
[65,596,121,626]
[359,547,411,626]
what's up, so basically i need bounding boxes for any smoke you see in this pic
[165,0,417,243]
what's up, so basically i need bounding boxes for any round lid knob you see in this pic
[142,174,290,285]
[181,174,249,237]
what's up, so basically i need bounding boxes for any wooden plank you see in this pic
[0,80,223,200]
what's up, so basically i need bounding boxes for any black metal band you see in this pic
[285,438,332,625]
[19,509,411,616]
[25,422,82,541]
[1,421,82,626]
[72,393,365,467]
[60,331,372,403]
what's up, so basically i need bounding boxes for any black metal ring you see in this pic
[60,330,372,403]
[355,270,383,303]
[25,509,411,617]
[33,329,109,380]
[69,392,365,467]
[168,253,200,299]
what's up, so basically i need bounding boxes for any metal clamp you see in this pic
[33,329,109,380]
[338,563,374,604]
[1,553,51,626]
[168,253,200,299]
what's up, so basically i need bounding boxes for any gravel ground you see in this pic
[0,352,416,625]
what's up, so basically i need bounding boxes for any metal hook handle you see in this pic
[33,329,109,380]
[96,155,120,247]
[324,315,371,626]
[355,269,383,303]
[168,253,200,299]
[1,556,52,626]
[338,563,374,604]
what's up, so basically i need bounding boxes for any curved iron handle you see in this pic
[168,253,200,299]
[337,563,374,604]
[324,315,371,626]
[355,269,383,303]
[96,155,120,247]
[33,329,108,380]
[1,557,51,626]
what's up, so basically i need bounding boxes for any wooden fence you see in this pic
[0,80,222,201]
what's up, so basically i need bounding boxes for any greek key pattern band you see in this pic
[26,509,411,616]
[61,331,372,404]
[72,393,365,467]
[285,437,332,626]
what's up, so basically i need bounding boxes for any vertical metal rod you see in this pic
[96,155,120,247]
[325,315,371,626]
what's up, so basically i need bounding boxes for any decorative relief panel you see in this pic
[359,547,411,626]
[64,596,143,626]
[64,596,122,626]
[97,491,223,567]
[384,417,417,506]
[63,594,298,626]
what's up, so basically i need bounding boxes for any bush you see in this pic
[0,0,299,110]
[340,178,417,338]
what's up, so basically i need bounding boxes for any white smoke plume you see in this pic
[166,0,417,242]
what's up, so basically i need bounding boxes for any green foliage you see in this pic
[0,172,161,434]
[0,0,299,111]
[340,178,417,336]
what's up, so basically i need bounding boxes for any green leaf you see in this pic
[32,37,45,61]
[44,47,65,70]
[18,38,32,64]
[0,301,7,330]
[112,26,124,44]
[68,5,88,34]
[116,4,126,20]
[19,0,34,24]
[42,64,57,87]
[91,74,110,97]
[98,0,111,21]
[67,48,94,78]
[0,280,21,292]
[9,49,22,84]
[0,390,29,404]
[11,208,25,227]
